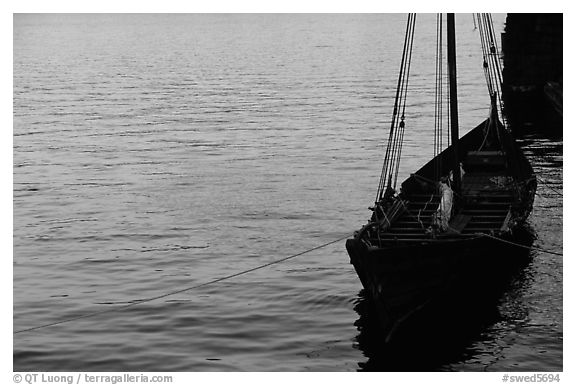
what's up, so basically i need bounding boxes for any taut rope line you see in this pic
[479,233,562,256]
[15,230,562,335]
[14,233,352,335]
[537,177,563,197]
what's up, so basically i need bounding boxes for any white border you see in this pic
[5,2,571,383]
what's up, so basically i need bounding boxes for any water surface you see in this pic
[13,14,562,371]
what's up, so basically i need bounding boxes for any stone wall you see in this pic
[501,13,562,136]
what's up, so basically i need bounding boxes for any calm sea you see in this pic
[13,14,562,371]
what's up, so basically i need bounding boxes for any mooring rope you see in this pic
[14,233,352,334]
[16,226,563,335]
[537,177,563,197]
[479,233,562,256]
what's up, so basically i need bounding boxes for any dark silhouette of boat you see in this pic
[346,13,536,343]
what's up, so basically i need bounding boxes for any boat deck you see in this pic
[371,172,515,244]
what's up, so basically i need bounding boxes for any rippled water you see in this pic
[13,14,562,371]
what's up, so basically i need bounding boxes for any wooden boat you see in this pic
[346,14,537,342]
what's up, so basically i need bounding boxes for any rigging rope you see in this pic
[433,13,445,182]
[475,13,507,130]
[392,16,417,189]
[387,14,415,193]
[14,233,352,334]
[376,13,417,202]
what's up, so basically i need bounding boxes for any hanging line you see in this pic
[378,14,411,199]
[479,233,563,256]
[475,12,510,165]
[476,13,495,96]
[14,233,352,335]
[485,13,506,127]
[475,13,507,130]
[537,177,563,197]
[376,14,413,201]
[376,13,417,202]
[486,14,504,91]
[433,13,444,182]
[392,13,417,190]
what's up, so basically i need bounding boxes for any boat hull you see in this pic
[346,230,532,343]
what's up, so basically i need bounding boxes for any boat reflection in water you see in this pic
[353,244,535,371]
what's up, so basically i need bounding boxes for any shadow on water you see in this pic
[353,240,535,372]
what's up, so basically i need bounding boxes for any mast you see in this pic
[447,13,461,194]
